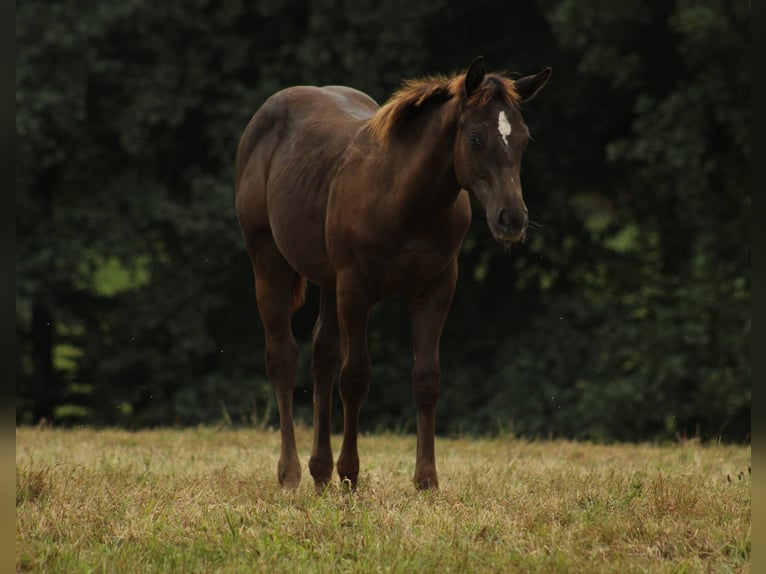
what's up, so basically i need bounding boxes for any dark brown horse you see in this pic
[235,57,550,491]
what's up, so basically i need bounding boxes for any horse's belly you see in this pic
[277,234,336,291]
[270,213,335,292]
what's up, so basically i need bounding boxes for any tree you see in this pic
[16,0,750,442]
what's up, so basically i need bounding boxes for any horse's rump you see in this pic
[235,86,378,292]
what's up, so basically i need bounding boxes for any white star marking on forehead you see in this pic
[498,110,512,146]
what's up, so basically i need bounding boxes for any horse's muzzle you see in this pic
[491,207,528,243]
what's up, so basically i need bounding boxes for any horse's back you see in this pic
[236,86,376,189]
[235,86,378,290]
[320,86,380,120]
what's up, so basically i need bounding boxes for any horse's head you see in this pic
[453,57,551,244]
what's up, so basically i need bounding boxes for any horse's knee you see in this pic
[412,364,440,408]
[339,361,371,404]
[265,337,298,383]
[311,335,339,382]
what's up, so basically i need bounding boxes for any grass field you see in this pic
[16,426,750,573]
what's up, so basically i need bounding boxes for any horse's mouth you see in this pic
[491,228,527,245]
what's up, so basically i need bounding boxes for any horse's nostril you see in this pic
[498,209,513,229]
[497,208,528,237]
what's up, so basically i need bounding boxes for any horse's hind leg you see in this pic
[335,270,372,489]
[308,289,340,492]
[251,238,302,488]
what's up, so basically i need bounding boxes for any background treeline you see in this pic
[16,0,750,441]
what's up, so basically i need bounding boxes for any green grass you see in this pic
[16,427,750,573]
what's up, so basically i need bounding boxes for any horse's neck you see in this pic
[385,103,461,215]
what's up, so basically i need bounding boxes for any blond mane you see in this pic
[367,71,520,141]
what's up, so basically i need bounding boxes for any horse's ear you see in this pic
[514,67,552,102]
[464,56,486,97]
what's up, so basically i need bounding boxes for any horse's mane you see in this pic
[367,72,520,142]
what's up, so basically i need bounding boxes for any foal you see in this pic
[235,57,550,490]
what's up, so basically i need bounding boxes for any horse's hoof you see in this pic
[278,461,301,489]
[309,456,334,491]
[313,479,332,495]
[414,473,439,491]
[339,475,358,492]
[279,475,301,489]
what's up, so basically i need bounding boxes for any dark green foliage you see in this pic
[17,1,749,441]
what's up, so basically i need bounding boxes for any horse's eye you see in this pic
[468,133,483,149]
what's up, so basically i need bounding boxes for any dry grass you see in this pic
[16,426,750,573]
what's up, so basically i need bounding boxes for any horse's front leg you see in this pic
[335,270,371,489]
[407,261,459,490]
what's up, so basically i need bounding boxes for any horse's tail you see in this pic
[291,274,307,313]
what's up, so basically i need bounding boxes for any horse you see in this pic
[235,56,550,491]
